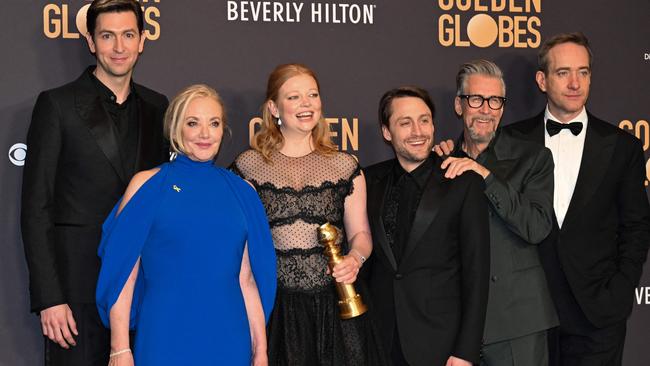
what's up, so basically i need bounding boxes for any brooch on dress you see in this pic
[172,185,181,192]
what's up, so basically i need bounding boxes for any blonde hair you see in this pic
[252,63,336,161]
[164,84,227,155]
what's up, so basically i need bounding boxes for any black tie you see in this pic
[546,119,583,136]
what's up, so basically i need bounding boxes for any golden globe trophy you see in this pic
[317,222,368,319]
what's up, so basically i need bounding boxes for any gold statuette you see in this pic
[318,222,368,319]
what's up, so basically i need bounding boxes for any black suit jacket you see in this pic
[363,155,490,366]
[505,112,650,328]
[21,67,168,312]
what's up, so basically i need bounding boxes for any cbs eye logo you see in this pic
[8,143,27,167]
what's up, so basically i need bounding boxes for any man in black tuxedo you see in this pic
[440,59,558,366]
[21,1,168,365]
[505,32,650,366]
[363,87,490,366]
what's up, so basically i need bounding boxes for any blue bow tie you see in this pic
[546,119,583,136]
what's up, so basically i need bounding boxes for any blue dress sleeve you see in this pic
[219,170,277,322]
[95,166,170,329]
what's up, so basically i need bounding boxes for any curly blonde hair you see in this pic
[253,63,336,161]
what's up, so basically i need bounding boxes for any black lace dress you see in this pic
[232,150,386,366]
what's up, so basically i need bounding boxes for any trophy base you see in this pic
[338,294,368,319]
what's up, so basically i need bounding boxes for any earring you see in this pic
[276,117,282,126]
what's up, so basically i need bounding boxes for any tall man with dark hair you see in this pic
[21,1,168,365]
[363,87,490,366]
[506,32,650,365]
[439,59,558,365]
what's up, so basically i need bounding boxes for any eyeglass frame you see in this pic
[458,94,507,110]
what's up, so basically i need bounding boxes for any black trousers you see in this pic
[391,324,410,366]
[44,303,110,366]
[548,322,626,366]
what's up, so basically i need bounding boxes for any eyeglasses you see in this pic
[459,94,506,110]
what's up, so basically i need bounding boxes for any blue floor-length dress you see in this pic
[96,154,277,365]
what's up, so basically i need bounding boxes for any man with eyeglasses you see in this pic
[438,59,558,366]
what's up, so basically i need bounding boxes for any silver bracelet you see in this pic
[350,248,366,265]
[109,349,131,358]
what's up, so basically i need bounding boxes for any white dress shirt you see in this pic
[544,106,589,228]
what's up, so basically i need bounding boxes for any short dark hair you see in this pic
[86,0,144,37]
[538,32,593,74]
[378,86,436,129]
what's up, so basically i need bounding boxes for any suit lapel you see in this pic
[487,130,517,178]
[484,154,516,184]
[530,114,546,145]
[368,170,398,271]
[75,69,127,183]
[401,162,448,265]
[562,117,616,229]
[510,112,545,145]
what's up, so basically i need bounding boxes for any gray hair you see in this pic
[456,59,506,96]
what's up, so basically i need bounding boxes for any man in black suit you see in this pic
[363,87,490,366]
[440,59,558,365]
[21,1,168,365]
[505,32,650,366]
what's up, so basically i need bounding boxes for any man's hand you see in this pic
[441,157,491,179]
[445,355,472,366]
[40,303,77,348]
[433,139,455,157]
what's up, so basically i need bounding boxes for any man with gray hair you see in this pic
[439,59,558,365]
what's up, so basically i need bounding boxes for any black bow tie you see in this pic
[546,119,583,136]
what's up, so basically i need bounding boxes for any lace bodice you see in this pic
[232,149,361,292]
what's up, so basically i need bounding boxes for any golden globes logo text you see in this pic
[619,119,650,186]
[43,0,161,40]
[249,117,359,151]
[437,0,541,48]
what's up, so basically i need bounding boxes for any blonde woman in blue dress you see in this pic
[96,84,277,366]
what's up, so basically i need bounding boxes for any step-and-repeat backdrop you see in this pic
[1,1,649,364]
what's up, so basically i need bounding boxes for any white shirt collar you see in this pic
[544,106,588,125]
